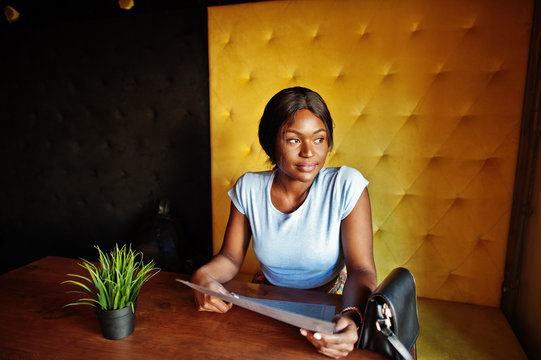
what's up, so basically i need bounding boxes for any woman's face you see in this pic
[275,109,329,184]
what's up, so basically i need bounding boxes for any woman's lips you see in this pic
[296,163,317,172]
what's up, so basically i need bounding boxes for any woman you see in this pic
[191,87,377,358]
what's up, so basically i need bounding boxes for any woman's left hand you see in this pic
[300,315,359,359]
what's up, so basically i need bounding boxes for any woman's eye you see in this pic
[287,138,300,144]
[315,138,325,144]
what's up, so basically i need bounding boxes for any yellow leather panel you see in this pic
[208,0,533,306]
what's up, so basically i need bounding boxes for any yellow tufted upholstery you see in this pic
[208,0,533,307]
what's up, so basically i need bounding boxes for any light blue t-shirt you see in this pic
[228,166,369,289]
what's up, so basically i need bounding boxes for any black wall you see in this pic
[0,1,227,272]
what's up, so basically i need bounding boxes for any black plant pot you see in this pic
[95,303,136,340]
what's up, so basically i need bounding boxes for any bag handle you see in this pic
[375,303,414,360]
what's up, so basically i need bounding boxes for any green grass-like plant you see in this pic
[62,244,160,310]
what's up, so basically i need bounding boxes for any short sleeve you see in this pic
[339,166,369,219]
[228,173,248,215]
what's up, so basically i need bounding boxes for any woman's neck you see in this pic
[271,171,313,213]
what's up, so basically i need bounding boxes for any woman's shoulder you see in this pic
[238,170,273,181]
[234,170,274,188]
[319,167,369,216]
[320,166,367,182]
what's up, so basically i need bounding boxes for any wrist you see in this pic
[339,306,363,328]
[191,268,214,285]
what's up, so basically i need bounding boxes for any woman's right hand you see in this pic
[190,202,251,314]
[191,271,233,313]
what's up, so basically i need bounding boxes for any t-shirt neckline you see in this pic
[267,170,319,216]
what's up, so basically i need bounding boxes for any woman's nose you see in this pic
[300,141,313,157]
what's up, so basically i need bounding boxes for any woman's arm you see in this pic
[191,201,252,313]
[301,188,376,358]
[340,187,377,316]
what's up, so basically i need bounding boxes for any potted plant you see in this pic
[62,243,160,340]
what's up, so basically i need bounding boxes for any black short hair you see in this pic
[258,87,334,165]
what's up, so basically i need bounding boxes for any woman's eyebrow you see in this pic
[285,128,327,135]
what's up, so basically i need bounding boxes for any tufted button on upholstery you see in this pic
[311,28,322,41]
[264,30,274,43]
[357,24,370,39]
[461,18,477,31]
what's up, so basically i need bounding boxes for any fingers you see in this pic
[333,315,358,334]
[300,319,359,359]
[191,277,234,313]
[197,293,233,313]
[300,329,352,359]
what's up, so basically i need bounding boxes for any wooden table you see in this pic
[0,256,386,359]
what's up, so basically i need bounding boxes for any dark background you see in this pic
[0,0,255,273]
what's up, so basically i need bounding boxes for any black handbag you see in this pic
[358,267,420,360]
